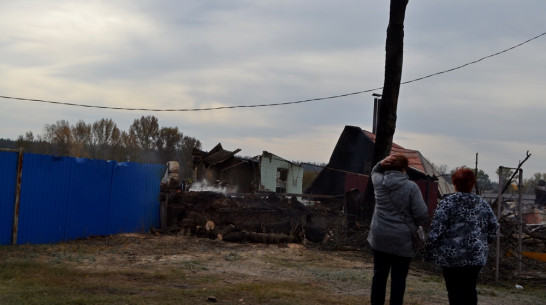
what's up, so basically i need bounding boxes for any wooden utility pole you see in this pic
[373,0,408,163]
[361,0,409,221]
[475,152,479,194]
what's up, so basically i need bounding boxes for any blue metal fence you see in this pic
[0,150,165,245]
[0,150,18,245]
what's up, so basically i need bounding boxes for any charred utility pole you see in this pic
[475,152,479,194]
[372,93,382,134]
[360,0,409,222]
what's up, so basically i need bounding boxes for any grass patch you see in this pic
[262,255,302,269]
[0,236,544,305]
[179,260,209,271]
[223,251,241,261]
[308,267,370,284]
[0,260,206,305]
[203,281,364,305]
[0,260,364,305]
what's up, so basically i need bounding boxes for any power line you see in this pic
[402,32,546,85]
[1,32,544,112]
[0,88,382,112]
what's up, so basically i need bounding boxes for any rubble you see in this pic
[159,189,346,245]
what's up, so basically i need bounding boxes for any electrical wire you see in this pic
[1,32,544,112]
[401,32,546,85]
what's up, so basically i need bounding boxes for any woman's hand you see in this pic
[380,155,396,167]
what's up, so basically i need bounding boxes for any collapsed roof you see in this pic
[305,125,454,197]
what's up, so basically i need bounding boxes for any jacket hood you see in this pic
[382,170,409,191]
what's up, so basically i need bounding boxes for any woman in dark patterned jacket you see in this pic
[427,167,499,305]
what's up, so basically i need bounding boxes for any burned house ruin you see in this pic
[305,126,453,221]
[191,143,304,195]
[159,127,455,245]
[158,145,338,244]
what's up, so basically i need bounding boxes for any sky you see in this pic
[1,1,545,180]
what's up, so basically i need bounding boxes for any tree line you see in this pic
[1,116,200,179]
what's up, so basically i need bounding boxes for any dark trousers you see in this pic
[371,249,412,305]
[442,265,482,305]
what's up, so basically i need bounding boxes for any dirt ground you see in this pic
[23,233,540,305]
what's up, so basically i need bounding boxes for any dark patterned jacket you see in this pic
[427,192,499,267]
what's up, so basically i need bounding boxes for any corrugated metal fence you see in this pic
[0,149,165,245]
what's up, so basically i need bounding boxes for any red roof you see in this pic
[363,130,425,173]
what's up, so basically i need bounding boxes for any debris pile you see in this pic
[159,190,346,245]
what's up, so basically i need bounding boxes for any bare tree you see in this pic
[91,118,121,160]
[43,120,73,156]
[72,120,92,144]
[179,136,201,179]
[129,116,160,151]
[119,131,138,162]
[523,172,546,194]
[15,131,35,152]
[72,120,92,158]
[17,116,202,166]
[158,126,183,163]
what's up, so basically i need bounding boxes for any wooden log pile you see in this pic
[159,190,345,244]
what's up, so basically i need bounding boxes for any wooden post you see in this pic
[495,166,502,282]
[517,168,523,277]
[11,148,24,245]
[160,194,168,229]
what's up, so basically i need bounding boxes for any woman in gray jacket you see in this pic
[367,154,429,305]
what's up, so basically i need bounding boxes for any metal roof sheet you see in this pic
[363,130,455,195]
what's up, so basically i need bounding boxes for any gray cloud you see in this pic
[1,0,545,179]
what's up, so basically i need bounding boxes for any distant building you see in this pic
[305,125,454,200]
[192,143,303,195]
[258,151,303,194]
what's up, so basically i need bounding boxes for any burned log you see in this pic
[160,190,343,245]
[221,226,303,244]
[241,231,298,244]
[214,224,236,241]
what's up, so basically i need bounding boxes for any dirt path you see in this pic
[53,233,539,305]
[6,233,543,305]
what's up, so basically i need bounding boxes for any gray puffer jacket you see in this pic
[367,162,429,257]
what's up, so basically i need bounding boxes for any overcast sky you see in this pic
[1,1,545,180]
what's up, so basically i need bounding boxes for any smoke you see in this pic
[188,180,239,194]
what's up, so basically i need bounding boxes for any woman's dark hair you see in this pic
[384,154,409,172]
[451,167,476,193]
